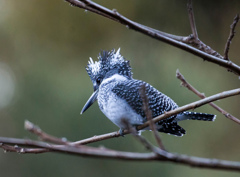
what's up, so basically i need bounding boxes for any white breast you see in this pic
[97,74,144,129]
[99,95,144,129]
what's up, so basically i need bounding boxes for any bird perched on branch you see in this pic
[81,49,216,136]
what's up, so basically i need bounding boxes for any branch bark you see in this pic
[65,0,240,75]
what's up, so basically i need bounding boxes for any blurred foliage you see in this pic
[0,0,240,177]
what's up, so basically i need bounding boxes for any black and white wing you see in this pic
[112,79,185,136]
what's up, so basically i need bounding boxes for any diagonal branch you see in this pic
[224,14,240,60]
[71,131,120,145]
[120,118,162,154]
[71,88,240,145]
[176,69,240,125]
[138,88,240,130]
[140,84,166,150]
[25,120,70,145]
[65,0,240,75]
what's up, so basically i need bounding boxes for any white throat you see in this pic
[101,74,128,85]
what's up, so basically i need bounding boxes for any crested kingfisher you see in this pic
[81,49,215,136]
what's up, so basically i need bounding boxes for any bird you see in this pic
[81,48,216,136]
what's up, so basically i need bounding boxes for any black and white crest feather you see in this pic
[86,48,132,82]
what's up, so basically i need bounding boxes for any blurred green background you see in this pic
[0,0,240,176]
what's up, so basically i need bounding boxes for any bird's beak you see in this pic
[80,89,99,114]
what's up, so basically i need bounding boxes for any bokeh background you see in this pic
[0,0,240,176]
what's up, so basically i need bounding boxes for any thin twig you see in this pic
[120,118,159,153]
[126,121,169,158]
[187,0,198,39]
[224,14,239,60]
[140,84,166,150]
[71,131,121,145]
[25,120,70,145]
[0,143,50,154]
[176,69,240,125]
[64,0,240,75]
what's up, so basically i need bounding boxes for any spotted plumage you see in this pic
[81,49,216,136]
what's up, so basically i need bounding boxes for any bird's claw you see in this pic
[119,128,125,137]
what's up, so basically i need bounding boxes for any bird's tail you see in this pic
[176,111,216,121]
[158,123,186,137]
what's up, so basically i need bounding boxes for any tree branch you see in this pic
[0,137,240,171]
[224,14,239,60]
[120,118,162,154]
[176,69,240,125]
[0,143,50,154]
[65,0,240,75]
[25,120,70,145]
[140,84,166,150]
[138,88,240,130]
[187,0,198,39]
[71,131,121,145]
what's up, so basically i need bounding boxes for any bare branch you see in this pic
[0,137,240,171]
[176,69,240,125]
[120,118,160,153]
[182,35,223,59]
[64,0,240,75]
[25,120,70,145]
[224,14,240,60]
[0,137,155,160]
[140,84,166,150]
[0,143,50,154]
[138,88,240,130]
[71,131,121,145]
[185,0,223,59]
[187,0,198,39]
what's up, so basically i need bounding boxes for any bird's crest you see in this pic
[86,48,132,80]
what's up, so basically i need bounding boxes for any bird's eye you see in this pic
[96,77,102,85]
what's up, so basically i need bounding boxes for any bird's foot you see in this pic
[118,128,125,137]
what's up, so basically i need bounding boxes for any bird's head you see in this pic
[81,48,132,114]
